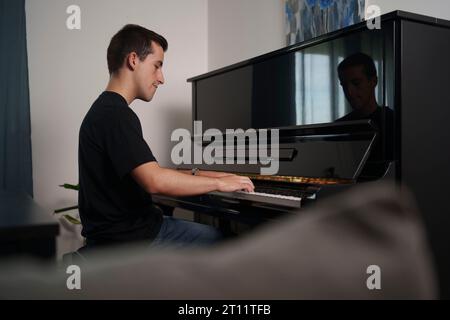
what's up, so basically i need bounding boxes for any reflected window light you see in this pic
[295,52,333,125]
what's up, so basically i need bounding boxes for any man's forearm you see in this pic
[154,168,220,196]
[198,170,234,178]
[132,162,254,196]
[177,168,234,178]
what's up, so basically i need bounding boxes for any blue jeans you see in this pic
[150,216,223,249]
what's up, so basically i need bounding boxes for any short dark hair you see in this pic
[107,24,168,75]
[338,52,377,80]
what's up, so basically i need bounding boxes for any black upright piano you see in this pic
[153,11,450,298]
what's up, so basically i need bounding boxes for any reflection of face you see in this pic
[134,42,165,102]
[339,65,377,113]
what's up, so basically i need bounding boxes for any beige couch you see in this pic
[0,182,437,299]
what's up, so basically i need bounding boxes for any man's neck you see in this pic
[357,100,379,117]
[105,75,135,105]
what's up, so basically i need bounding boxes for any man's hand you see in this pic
[216,175,255,193]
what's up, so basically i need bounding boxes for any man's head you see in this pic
[338,52,378,114]
[107,24,168,102]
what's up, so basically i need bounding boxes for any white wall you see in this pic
[207,0,285,70]
[26,0,208,214]
[366,0,450,21]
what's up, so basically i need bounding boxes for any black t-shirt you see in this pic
[78,91,162,246]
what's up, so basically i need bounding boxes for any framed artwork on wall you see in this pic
[285,0,366,45]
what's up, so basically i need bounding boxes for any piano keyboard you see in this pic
[209,190,302,208]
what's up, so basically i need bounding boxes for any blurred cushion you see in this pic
[0,182,437,299]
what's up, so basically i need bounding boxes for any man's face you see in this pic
[134,42,165,102]
[339,65,377,113]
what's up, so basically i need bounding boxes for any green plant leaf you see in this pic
[63,214,81,225]
[54,205,79,214]
[59,183,79,191]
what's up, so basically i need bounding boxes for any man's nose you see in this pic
[158,70,165,85]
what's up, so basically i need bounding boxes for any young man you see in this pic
[336,52,394,162]
[78,24,254,249]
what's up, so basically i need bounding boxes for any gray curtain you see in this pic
[0,0,33,196]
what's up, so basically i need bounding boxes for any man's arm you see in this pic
[131,162,254,197]
[177,169,234,178]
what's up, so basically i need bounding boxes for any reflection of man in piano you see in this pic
[336,52,394,162]
[78,25,254,251]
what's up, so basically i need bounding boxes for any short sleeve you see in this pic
[104,110,157,179]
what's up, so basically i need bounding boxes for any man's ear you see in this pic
[126,52,139,71]
[370,75,378,88]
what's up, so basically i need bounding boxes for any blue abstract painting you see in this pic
[286,0,366,45]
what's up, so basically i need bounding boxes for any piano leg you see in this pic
[193,212,254,239]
